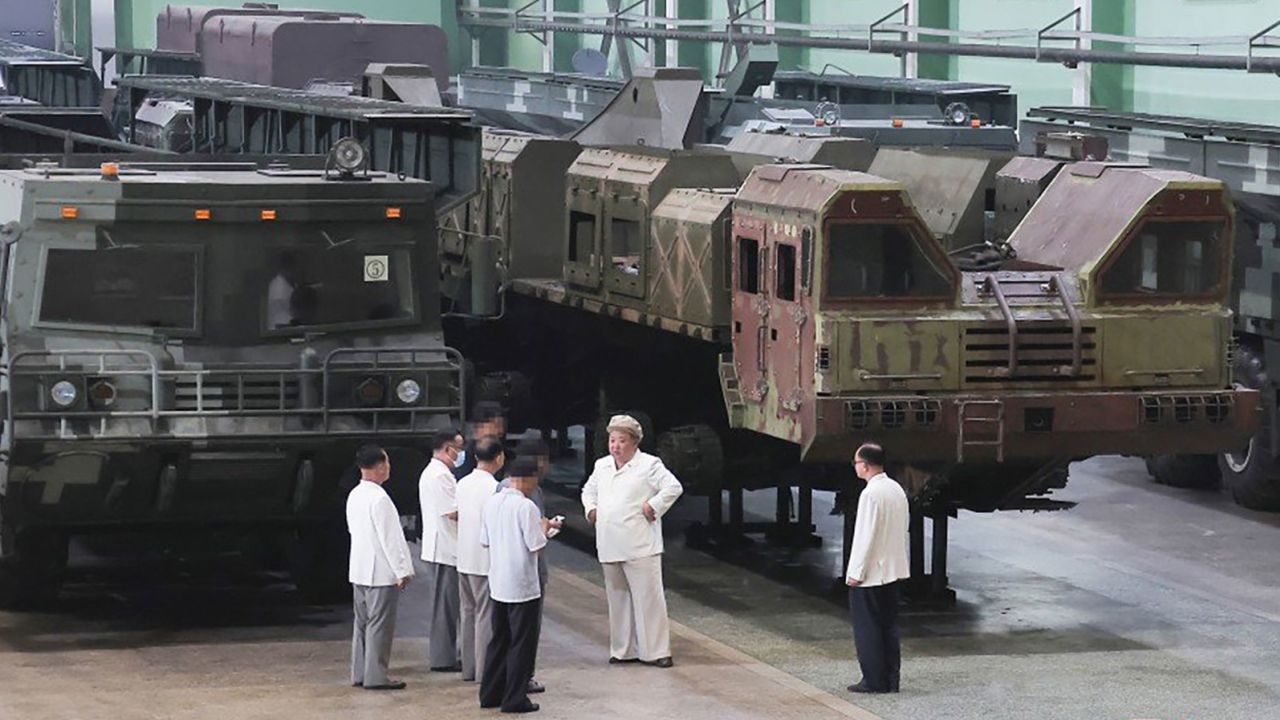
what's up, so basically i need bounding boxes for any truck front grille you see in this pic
[963,322,1097,383]
[173,377,302,411]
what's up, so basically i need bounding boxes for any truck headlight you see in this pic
[88,379,118,409]
[50,380,79,408]
[395,379,422,405]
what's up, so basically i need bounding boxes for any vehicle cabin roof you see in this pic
[1007,162,1226,272]
[734,164,906,215]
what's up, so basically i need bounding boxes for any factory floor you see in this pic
[2,453,1278,720]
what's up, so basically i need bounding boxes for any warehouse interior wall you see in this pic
[61,0,1280,123]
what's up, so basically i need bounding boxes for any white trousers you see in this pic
[601,554,672,662]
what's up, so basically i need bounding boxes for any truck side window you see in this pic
[610,218,642,275]
[776,244,797,301]
[568,211,596,264]
[738,237,760,294]
[1099,220,1224,297]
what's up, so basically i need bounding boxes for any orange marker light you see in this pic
[891,118,904,128]
[60,206,79,219]
[260,209,277,221]
[100,162,119,178]
[194,209,212,220]
[386,207,402,219]
[970,118,982,128]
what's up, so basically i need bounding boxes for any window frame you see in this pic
[775,242,798,303]
[33,242,206,338]
[737,235,761,296]
[820,218,957,307]
[1094,215,1231,305]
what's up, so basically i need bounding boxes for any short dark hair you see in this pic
[855,443,886,468]
[433,428,463,451]
[356,444,388,469]
[507,456,540,479]
[474,434,505,463]
[471,401,505,425]
[515,437,549,459]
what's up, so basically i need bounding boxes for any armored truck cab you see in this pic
[723,163,1257,505]
[0,162,465,605]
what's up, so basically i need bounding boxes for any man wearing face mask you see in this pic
[419,428,466,672]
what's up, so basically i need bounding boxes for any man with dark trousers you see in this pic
[845,442,910,694]
[479,457,550,714]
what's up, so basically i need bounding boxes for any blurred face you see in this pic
[369,454,391,483]
[609,431,639,464]
[510,474,539,497]
[475,418,505,440]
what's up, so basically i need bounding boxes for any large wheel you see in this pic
[1218,343,1280,511]
[0,526,68,610]
[286,520,351,604]
[1145,454,1221,489]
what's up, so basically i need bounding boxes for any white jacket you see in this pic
[347,480,415,587]
[456,468,500,576]
[582,450,683,563]
[419,458,459,565]
[846,473,910,588]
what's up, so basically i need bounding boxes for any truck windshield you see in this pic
[825,222,953,300]
[264,245,416,333]
[39,246,200,332]
[1099,219,1225,298]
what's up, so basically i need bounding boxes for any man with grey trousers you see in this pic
[456,435,506,681]
[420,428,466,672]
[347,444,415,690]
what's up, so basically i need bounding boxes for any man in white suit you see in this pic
[455,435,505,682]
[419,428,466,672]
[582,414,683,668]
[845,442,910,694]
[347,444,415,691]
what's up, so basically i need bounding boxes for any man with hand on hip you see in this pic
[582,414,683,668]
[845,442,910,695]
[347,444,415,691]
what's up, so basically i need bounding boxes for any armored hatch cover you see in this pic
[1007,162,1226,274]
[735,164,907,215]
[724,132,876,171]
[867,146,1012,245]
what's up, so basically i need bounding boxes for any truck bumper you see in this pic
[805,386,1260,464]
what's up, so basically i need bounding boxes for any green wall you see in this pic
[105,0,1280,121]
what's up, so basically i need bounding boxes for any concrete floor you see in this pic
[2,453,1279,719]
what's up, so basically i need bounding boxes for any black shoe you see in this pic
[847,682,888,694]
[431,664,463,673]
[527,678,546,694]
[608,657,640,665]
[501,701,539,713]
[365,680,407,691]
[640,657,674,668]
[352,681,363,688]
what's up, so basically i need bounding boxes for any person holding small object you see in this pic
[582,414,683,668]
[479,457,550,714]
[346,444,414,691]
[845,442,910,695]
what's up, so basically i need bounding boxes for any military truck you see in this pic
[0,158,465,606]
[1017,109,1280,511]
[501,145,1255,593]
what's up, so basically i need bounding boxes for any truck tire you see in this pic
[1218,343,1280,511]
[0,527,68,610]
[287,521,351,604]
[1145,454,1221,489]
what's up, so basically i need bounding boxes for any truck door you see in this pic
[732,215,770,404]
[766,223,810,421]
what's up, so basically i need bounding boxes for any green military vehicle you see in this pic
[0,158,465,606]
[505,145,1256,590]
[1019,109,1280,510]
